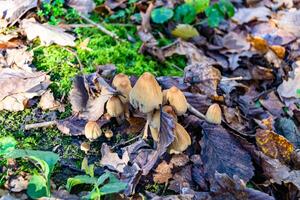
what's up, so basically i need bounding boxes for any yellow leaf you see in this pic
[172,24,199,40]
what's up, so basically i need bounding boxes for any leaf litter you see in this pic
[2,0,300,199]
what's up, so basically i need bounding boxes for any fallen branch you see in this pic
[112,135,141,150]
[25,121,57,130]
[187,103,206,120]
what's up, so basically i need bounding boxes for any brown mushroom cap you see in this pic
[104,130,114,140]
[106,96,124,117]
[149,110,161,142]
[168,123,191,154]
[129,72,163,113]
[112,73,132,103]
[85,121,102,141]
[164,86,188,116]
[162,105,177,121]
[205,103,222,124]
[80,142,90,154]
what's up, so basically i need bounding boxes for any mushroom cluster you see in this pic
[84,72,192,154]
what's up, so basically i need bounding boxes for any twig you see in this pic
[112,135,141,150]
[187,103,206,120]
[25,121,57,130]
[221,76,244,81]
[78,13,123,42]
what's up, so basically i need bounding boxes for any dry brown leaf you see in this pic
[67,0,95,15]
[222,32,250,53]
[100,143,130,173]
[277,63,300,98]
[21,18,75,46]
[232,7,271,24]
[39,90,62,111]
[277,10,300,37]
[0,68,50,111]
[249,36,269,53]
[153,161,173,184]
[170,154,189,167]
[256,129,294,162]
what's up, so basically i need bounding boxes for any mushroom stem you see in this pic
[143,112,153,139]
[187,103,206,120]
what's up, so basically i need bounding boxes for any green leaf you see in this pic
[185,0,210,13]
[5,150,59,179]
[66,175,97,192]
[99,182,127,195]
[205,4,224,27]
[172,24,199,40]
[151,7,174,24]
[27,174,49,199]
[81,157,94,177]
[174,3,196,24]
[96,172,119,186]
[0,136,17,156]
[83,188,101,200]
[218,0,235,17]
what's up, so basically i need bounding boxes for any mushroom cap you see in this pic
[104,130,114,140]
[85,121,102,141]
[162,105,177,121]
[106,96,124,117]
[112,73,132,103]
[129,72,163,113]
[168,123,191,154]
[149,110,161,142]
[165,86,188,116]
[206,103,222,124]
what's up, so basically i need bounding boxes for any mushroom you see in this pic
[149,110,161,142]
[205,103,222,124]
[112,73,132,104]
[104,129,113,140]
[168,123,191,154]
[129,72,163,113]
[164,86,188,116]
[106,96,124,117]
[80,142,90,154]
[162,105,177,121]
[130,72,163,139]
[84,121,102,141]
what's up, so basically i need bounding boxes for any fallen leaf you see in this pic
[209,172,275,200]
[169,165,193,193]
[277,10,300,37]
[6,175,28,192]
[255,150,300,190]
[153,161,173,184]
[0,68,50,111]
[259,91,284,117]
[0,0,49,25]
[170,154,189,167]
[21,18,75,46]
[274,117,300,149]
[256,129,294,162]
[57,116,87,136]
[222,32,250,53]
[100,143,130,173]
[39,90,61,111]
[67,0,95,15]
[184,92,211,113]
[184,63,221,97]
[200,122,254,182]
[232,7,271,24]
[277,64,300,98]
[121,163,142,196]
[172,24,199,40]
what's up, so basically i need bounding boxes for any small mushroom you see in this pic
[80,142,90,154]
[104,130,114,140]
[162,105,177,121]
[84,121,102,141]
[112,73,132,104]
[149,110,161,142]
[168,123,191,154]
[164,86,188,116]
[106,96,124,117]
[129,72,163,113]
[206,103,222,124]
